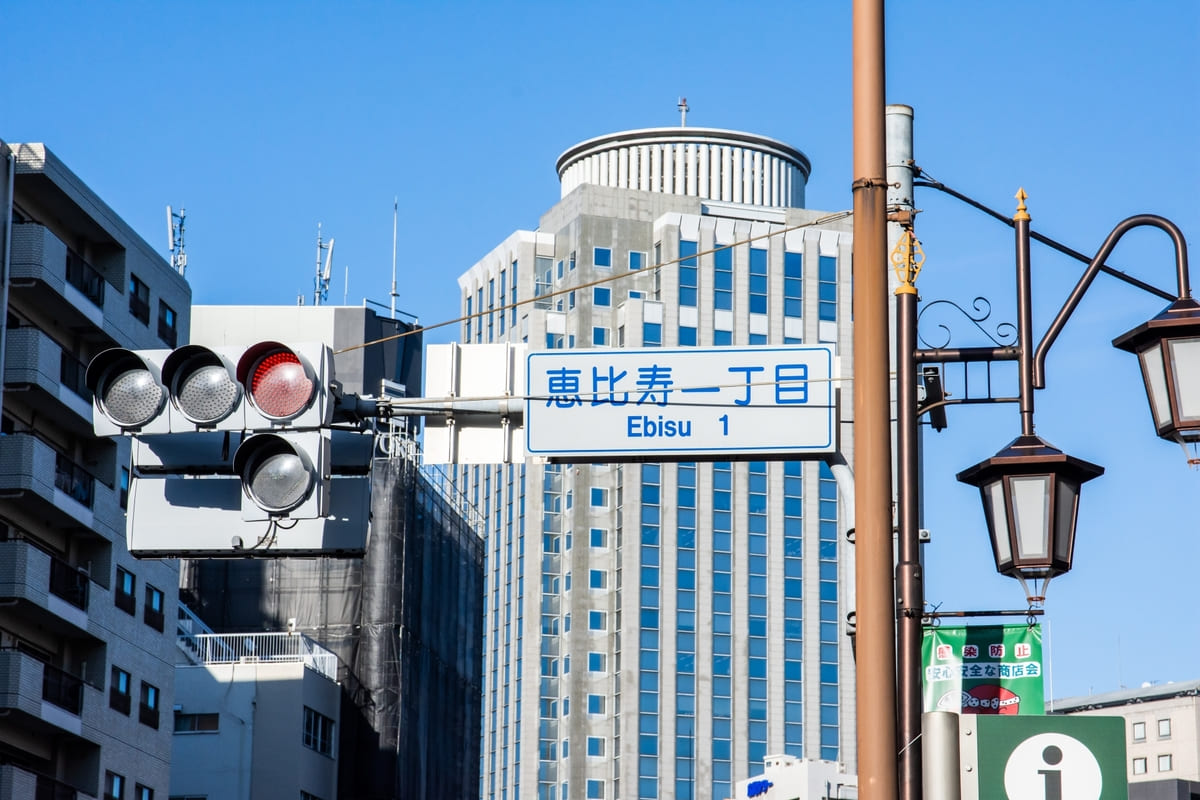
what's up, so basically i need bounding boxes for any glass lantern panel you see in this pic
[1167,336,1200,423]
[1009,475,1051,560]
[983,479,1012,567]
[1052,477,1078,564]
[1139,344,1172,429]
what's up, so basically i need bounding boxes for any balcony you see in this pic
[0,649,93,740]
[8,224,108,333]
[2,327,94,434]
[0,540,92,636]
[0,433,122,538]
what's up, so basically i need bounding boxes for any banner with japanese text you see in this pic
[922,624,1043,715]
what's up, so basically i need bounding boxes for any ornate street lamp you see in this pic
[956,433,1103,604]
[1113,296,1200,454]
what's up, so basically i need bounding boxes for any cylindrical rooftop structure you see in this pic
[556,127,811,208]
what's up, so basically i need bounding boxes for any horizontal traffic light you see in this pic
[87,342,333,434]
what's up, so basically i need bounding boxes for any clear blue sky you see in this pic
[4,1,1196,700]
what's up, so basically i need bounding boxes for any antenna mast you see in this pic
[166,205,187,276]
[677,97,689,127]
[390,197,398,319]
[313,224,334,306]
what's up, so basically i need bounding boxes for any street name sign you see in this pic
[525,345,836,459]
[958,715,1127,800]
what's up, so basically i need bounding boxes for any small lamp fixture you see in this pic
[1113,297,1200,460]
[957,434,1104,605]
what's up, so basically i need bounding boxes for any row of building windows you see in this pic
[104,771,153,800]
[115,565,166,632]
[127,273,177,347]
[108,665,160,728]
[1132,754,1172,774]
[1131,718,1172,741]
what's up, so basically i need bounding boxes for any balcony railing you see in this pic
[42,663,83,715]
[53,453,94,509]
[180,632,339,681]
[139,702,159,729]
[48,557,88,610]
[109,687,131,715]
[129,294,150,325]
[64,251,104,308]
[59,351,91,401]
[35,775,78,800]
[144,606,165,632]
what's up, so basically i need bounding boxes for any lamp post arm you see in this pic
[1033,214,1191,389]
[915,179,1176,303]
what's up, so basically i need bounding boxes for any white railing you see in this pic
[178,632,339,682]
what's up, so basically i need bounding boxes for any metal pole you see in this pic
[852,2,898,799]
[889,103,924,800]
[1014,190,1035,435]
[921,712,962,800]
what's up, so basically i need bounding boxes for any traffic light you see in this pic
[86,341,373,557]
[87,341,332,434]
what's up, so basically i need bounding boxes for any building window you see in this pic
[749,247,768,314]
[590,528,608,548]
[1133,757,1147,775]
[594,247,612,268]
[588,652,607,672]
[116,567,136,615]
[135,784,153,800]
[784,251,803,318]
[120,467,130,509]
[104,771,125,800]
[629,251,646,270]
[818,255,837,322]
[464,295,473,341]
[174,712,219,733]
[1132,721,1146,742]
[587,694,606,715]
[139,681,160,728]
[589,570,607,589]
[1158,754,1172,772]
[303,706,335,756]
[588,736,606,757]
[594,287,611,307]
[679,240,698,307]
[157,301,177,347]
[593,326,607,345]
[643,321,662,345]
[128,275,150,324]
[679,326,697,346]
[588,611,607,631]
[1157,718,1171,738]
[144,584,165,631]
[590,488,608,507]
[110,666,131,715]
[587,779,605,799]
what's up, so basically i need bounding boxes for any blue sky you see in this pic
[4,1,1197,700]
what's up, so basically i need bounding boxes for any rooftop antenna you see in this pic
[166,205,187,276]
[678,97,689,127]
[344,264,349,306]
[313,224,334,306]
[390,197,398,319]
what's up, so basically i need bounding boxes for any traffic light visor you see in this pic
[235,434,317,514]
[162,345,241,425]
[240,343,316,421]
[86,349,167,429]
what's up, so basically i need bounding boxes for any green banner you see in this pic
[922,624,1043,715]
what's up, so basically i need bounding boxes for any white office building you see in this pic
[457,126,857,800]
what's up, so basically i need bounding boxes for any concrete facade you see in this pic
[458,127,856,800]
[0,142,189,799]
[1053,679,1200,797]
[171,627,341,800]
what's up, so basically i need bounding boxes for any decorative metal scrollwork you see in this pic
[917,296,1017,349]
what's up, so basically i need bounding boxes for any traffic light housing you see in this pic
[88,342,333,434]
[87,341,372,557]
